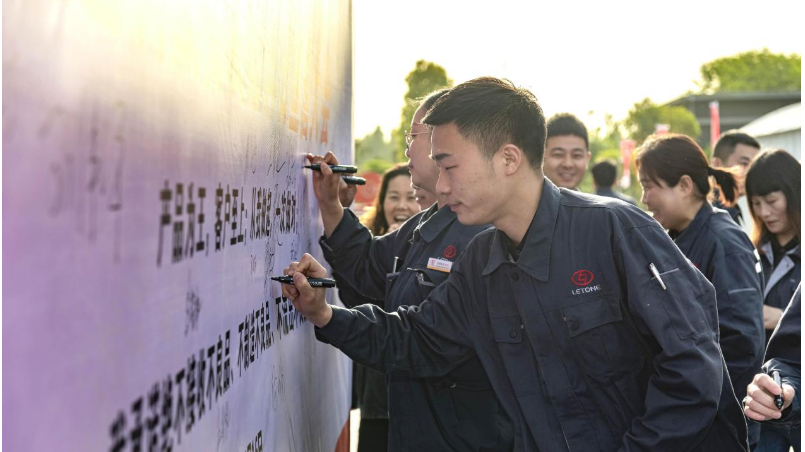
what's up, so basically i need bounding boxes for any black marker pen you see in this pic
[341,175,366,185]
[271,276,337,288]
[304,164,358,174]
[772,370,784,409]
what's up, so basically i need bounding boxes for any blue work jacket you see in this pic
[595,187,637,206]
[669,204,764,409]
[759,238,801,339]
[318,179,749,451]
[763,284,801,429]
[321,204,509,451]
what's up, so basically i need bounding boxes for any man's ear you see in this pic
[711,156,724,168]
[499,144,524,176]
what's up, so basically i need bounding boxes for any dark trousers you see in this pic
[357,418,389,452]
[755,424,800,452]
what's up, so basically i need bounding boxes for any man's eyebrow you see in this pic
[430,152,451,162]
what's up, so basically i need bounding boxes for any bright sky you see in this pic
[353,0,801,140]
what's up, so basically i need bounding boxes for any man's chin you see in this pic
[455,211,481,226]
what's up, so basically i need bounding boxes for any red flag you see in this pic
[709,101,720,148]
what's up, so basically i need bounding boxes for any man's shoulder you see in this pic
[459,228,497,258]
[615,192,638,205]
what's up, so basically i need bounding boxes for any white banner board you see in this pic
[3,0,353,450]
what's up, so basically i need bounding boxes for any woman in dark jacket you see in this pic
[744,149,801,452]
[745,149,801,340]
[635,134,766,449]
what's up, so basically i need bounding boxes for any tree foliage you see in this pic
[355,126,394,167]
[390,60,453,161]
[698,48,801,93]
[623,98,701,145]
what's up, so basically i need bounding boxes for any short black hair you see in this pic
[421,77,547,168]
[712,130,760,162]
[547,113,588,150]
[591,159,618,187]
[419,88,450,111]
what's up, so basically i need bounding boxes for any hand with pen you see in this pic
[281,253,333,328]
[306,152,356,237]
[743,371,796,421]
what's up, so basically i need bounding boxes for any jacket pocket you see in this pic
[490,315,539,396]
[384,271,401,302]
[409,265,450,299]
[563,297,644,382]
[649,267,712,339]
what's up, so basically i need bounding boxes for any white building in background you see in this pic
[741,102,801,160]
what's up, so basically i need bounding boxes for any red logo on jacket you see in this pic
[571,270,594,286]
[443,245,457,259]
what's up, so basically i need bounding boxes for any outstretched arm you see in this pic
[281,253,475,378]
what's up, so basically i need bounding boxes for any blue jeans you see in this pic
[754,423,800,452]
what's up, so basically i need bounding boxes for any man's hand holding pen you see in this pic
[281,253,333,328]
[744,371,796,421]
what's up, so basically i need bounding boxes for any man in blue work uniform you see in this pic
[591,160,637,205]
[308,89,511,451]
[711,130,761,232]
[283,77,749,451]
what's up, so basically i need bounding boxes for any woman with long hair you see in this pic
[360,163,420,235]
[744,149,801,452]
[635,133,765,449]
[746,149,801,338]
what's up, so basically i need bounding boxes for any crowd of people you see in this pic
[286,77,800,452]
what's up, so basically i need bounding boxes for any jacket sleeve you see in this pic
[316,255,476,378]
[709,245,765,402]
[332,270,383,309]
[762,284,801,428]
[614,224,728,452]
[319,208,415,301]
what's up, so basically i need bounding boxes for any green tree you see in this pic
[623,98,701,145]
[588,113,623,161]
[355,126,394,167]
[698,48,801,93]
[390,60,453,162]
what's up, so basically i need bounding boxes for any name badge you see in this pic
[427,257,453,273]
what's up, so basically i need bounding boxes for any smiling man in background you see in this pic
[542,113,591,191]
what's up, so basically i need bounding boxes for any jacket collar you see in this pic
[761,238,801,298]
[414,202,457,243]
[670,202,714,253]
[483,178,560,281]
[760,237,802,262]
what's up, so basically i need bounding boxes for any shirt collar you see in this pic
[483,178,560,281]
[414,202,457,243]
[670,202,714,252]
